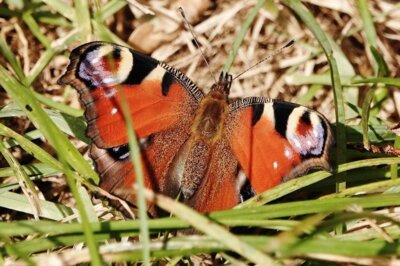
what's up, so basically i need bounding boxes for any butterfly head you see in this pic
[211,72,232,97]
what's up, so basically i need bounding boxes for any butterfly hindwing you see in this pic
[59,41,203,148]
[90,126,192,217]
[227,97,333,193]
[184,139,240,212]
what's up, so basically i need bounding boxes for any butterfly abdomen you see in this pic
[164,91,236,201]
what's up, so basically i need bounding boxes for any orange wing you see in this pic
[227,98,333,194]
[59,41,203,148]
[90,126,191,217]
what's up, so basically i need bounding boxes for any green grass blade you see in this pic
[296,84,322,105]
[22,10,51,48]
[61,158,103,265]
[95,0,127,21]
[0,35,25,81]
[357,0,378,72]
[3,130,41,148]
[0,235,36,266]
[0,191,74,220]
[326,35,358,118]
[78,184,99,223]
[344,124,395,143]
[0,163,58,179]
[92,20,129,45]
[357,0,390,150]
[391,136,400,179]
[27,29,79,86]
[322,177,400,198]
[0,6,21,17]
[32,91,84,117]
[222,193,400,220]
[4,233,113,258]
[35,11,71,27]
[45,110,88,143]
[0,123,67,170]
[1,103,88,143]
[361,88,374,149]
[353,77,400,87]
[370,46,390,77]
[74,0,92,42]
[269,213,327,257]
[119,89,151,265]
[27,38,75,86]
[40,0,75,21]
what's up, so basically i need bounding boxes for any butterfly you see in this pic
[59,41,333,216]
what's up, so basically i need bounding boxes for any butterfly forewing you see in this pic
[59,42,202,148]
[227,97,333,193]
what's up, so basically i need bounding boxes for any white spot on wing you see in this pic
[111,108,118,115]
[273,161,278,169]
[284,146,292,159]
[119,152,129,160]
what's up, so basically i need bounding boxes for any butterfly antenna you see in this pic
[232,39,295,81]
[179,7,217,84]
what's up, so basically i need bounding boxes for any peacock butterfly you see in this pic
[59,41,333,216]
